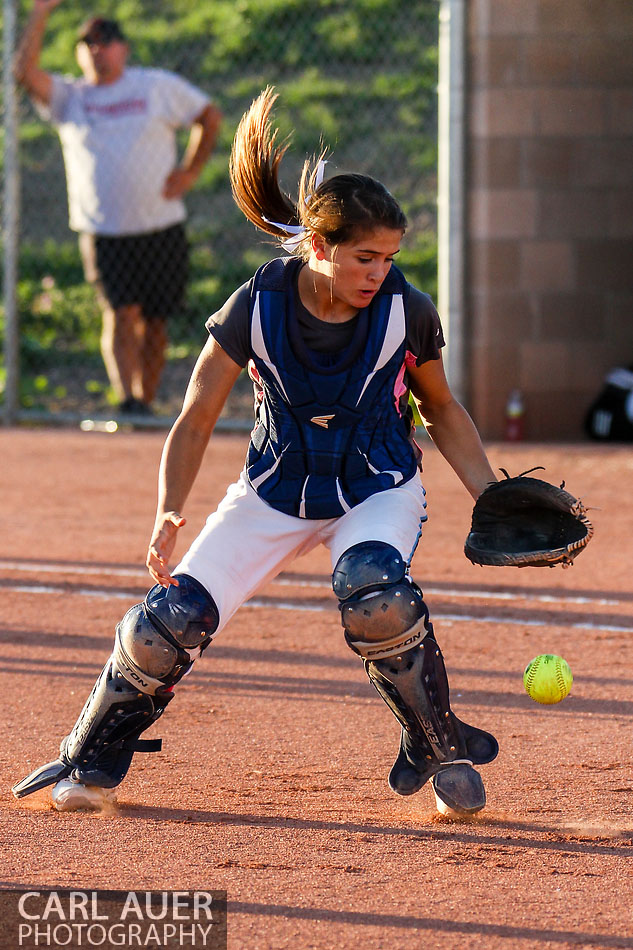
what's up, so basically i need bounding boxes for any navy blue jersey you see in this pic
[244,257,419,519]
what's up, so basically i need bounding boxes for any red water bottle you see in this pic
[505,389,525,441]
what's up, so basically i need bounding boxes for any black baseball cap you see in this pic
[77,17,126,45]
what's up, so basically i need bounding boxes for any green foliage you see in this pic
[11,0,440,413]
[17,241,100,352]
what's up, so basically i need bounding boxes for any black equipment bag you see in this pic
[584,366,633,441]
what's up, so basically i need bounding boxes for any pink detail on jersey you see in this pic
[394,350,424,470]
[248,359,264,403]
[393,350,417,413]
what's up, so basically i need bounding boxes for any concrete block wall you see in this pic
[465,0,633,439]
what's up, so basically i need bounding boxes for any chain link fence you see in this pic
[2,0,440,425]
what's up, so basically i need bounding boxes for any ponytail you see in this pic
[230,86,406,259]
[229,87,303,249]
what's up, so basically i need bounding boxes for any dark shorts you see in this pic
[79,223,189,318]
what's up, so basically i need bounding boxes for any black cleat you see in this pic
[431,762,486,816]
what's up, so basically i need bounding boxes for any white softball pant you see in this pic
[175,471,428,636]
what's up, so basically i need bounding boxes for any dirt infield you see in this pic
[2,427,632,949]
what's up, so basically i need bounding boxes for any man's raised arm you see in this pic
[14,0,63,105]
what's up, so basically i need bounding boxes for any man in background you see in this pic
[15,0,222,416]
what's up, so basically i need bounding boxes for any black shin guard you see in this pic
[61,654,174,788]
[366,632,498,795]
[12,574,218,799]
[333,542,497,798]
[12,657,171,798]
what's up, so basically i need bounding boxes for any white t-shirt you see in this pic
[42,66,210,235]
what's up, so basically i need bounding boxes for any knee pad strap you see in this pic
[343,586,430,660]
[346,619,427,661]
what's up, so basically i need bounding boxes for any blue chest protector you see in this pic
[246,257,417,519]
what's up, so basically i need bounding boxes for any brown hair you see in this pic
[229,86,407,259]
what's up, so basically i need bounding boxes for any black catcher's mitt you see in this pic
[465,468,593,568]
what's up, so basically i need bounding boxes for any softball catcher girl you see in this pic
[14,88,498,816]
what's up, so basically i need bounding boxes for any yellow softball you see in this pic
[523,654,573,705]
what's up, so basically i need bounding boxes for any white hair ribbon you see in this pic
[262,159,327,253]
